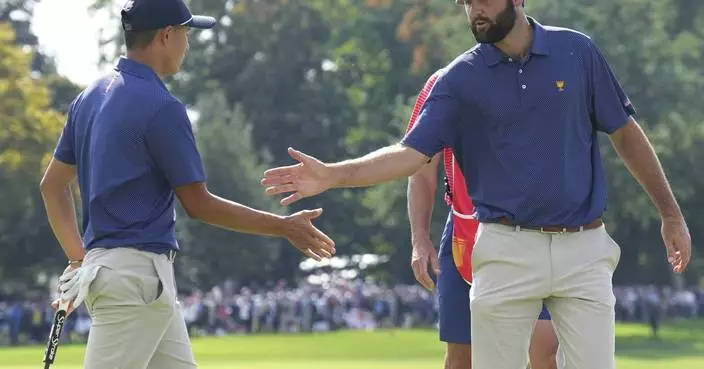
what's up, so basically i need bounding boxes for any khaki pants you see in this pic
[82,247,196,369]
[470,223,621,369]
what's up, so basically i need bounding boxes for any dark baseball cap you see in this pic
[121,0,217,32]
[454,0,525,4]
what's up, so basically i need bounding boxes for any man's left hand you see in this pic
[49,264,80,315]
[661,216,691,273]
[51,298,77,316]
[54,263,101,315]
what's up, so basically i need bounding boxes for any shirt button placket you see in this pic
[518,63,527,107]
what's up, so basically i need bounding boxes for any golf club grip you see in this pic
[42,299,70,367]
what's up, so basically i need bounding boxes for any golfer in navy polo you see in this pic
[406,70,559,369]
[260,1,691,368]
[39,0,334,367]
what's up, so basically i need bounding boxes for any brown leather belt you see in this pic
[494,217,603,234]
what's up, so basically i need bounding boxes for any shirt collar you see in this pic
[114,56,168,90]
[480,16,550,67]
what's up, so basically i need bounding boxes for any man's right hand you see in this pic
[281,208,336,261]
[411,237,440,290]
[262,148,335,206]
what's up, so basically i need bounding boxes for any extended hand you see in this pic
[282,208,336,261]
[261,148,335,206]
[661,216,691,273]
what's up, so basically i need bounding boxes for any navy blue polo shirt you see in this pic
[402,18,636,227]
[53,57,206,253]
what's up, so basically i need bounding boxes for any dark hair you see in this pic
[124,29,159,50]
[455,0,525,6]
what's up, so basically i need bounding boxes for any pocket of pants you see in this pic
[84,268,108,315]
[86,265,165,310]
[601,227,622,271]
[84,266,115,316]
[147,258,175,307]
[143,276,164,306]
[142,262,168,307]
[470,223,493,272]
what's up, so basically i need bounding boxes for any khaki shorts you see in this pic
[82,247,196,369]
[469,223,620,369]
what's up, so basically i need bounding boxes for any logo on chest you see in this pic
[555,80,566,92]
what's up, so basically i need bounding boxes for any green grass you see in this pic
[1,320,703,368]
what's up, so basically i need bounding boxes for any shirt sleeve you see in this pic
[404,71,441,134]
[53,100,77,165]
[401,70,460,157]
[587,39,636,133]
[144,101,207,188]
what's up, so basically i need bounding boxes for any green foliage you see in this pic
[0,0,38,47]
[175,91,286,287]
[0,23,69,285]
[526,0,704,283]
[4,0,701,287]
[0,0,81,113]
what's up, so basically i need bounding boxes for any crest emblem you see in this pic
[555,80,565,92]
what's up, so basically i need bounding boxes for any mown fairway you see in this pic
[2,320,703,369]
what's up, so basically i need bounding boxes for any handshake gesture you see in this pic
[261,147,335,206]
[279,208,336,261]
[262,147,339,260]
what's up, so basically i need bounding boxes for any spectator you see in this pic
[1,280,701,347]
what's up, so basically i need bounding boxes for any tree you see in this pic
[527,0,704,283]
[0,23,68,287]
[0,0,81,113]
[353,0,704,284]
[83,0,704,285]
[175,91,289,288]
[0,0,38,48]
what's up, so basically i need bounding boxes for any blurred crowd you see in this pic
[613,285,702,337]
[1,280,703,346]
[180,279,436,337]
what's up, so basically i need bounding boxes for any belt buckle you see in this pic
[540,227,567,235]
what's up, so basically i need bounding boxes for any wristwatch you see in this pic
[68,259,83,266]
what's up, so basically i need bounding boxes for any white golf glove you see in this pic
[58,265,102,309]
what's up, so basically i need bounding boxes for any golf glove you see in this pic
[58,265,102,309]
